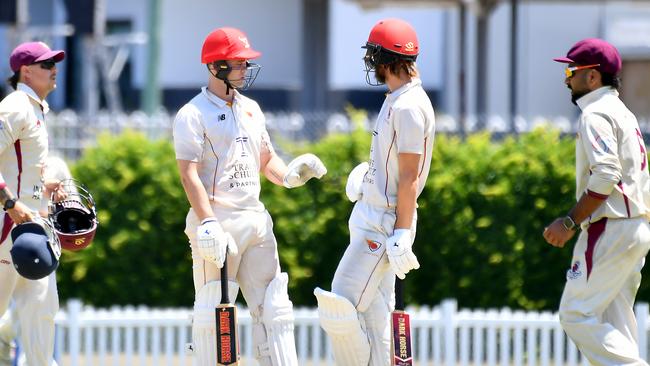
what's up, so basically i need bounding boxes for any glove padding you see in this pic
[196,218,238,268]
[386,229,420,279]
[345,162,369,202]
[283,153,327,188]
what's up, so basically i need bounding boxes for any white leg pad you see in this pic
[192,280,239,366]
[254,273,298,366]
[314,287,371,365]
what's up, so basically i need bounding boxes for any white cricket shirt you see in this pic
[173,87,273,212]
[575,86,650,222]
[0,83,49,211]
[360,78,436,208]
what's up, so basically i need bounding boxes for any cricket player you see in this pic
[544,38,650,365]
[0,155,72,366]
[0,41,67,366]
[173,27,326,366]
[314,18,435,365]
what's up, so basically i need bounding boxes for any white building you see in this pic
[1,0,650,130]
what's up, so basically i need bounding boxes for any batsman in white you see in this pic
[0,155,72,366]
[314,18,435,365]
[173,27,327,366]
[544,38,650,366]
[0,42,69,366]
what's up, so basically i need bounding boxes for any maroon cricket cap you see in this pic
[9,42,65,73]
[553,38,622,75]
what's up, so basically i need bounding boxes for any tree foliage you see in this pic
[56,131,191,307]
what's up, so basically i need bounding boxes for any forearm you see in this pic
[567,192,607,224]
[395,176,418,229]
[262,153,288,186]
[394,153,421,230]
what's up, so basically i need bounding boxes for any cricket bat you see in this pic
[391,278,413,366]
[216,255,239,365]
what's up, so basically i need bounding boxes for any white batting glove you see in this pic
[196,218,238,268]
[283,153,327,188]
[386,229,420,280]
[345,162,369,202]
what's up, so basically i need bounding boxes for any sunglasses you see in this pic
[33,59,57,70]
[565,64,600,78]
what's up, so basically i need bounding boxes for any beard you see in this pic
[374,66,387,84]
[569,86,588,105]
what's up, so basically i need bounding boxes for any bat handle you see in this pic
[395,277,405,311]
[220,253,229,304]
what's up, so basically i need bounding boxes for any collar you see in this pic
[17,83,49,113]
[201,86,241,108]
[576,86,618,111]
[386,78,422,101]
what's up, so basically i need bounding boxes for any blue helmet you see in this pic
[10,218,61,280]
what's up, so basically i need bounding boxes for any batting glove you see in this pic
[283,153,327,188]
[345,162,369,202]
[196,218,238,268]
[386,229,420,279]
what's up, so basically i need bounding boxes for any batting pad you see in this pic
[257,273,299,366]
[314,287,371,365]
[192,280,239,365]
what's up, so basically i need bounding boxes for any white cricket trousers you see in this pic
[0,214,58,366]
[185,204,301,365]
[331,200,416,365]
[560,217,650,366]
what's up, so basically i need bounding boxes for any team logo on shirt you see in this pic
[566,260,582,280]
[235,136,249,157]
[366,239,382,252]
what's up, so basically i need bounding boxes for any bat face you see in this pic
[391,310,413,366]
[216,305,238,365]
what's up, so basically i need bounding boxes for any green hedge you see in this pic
[55,127,650,311]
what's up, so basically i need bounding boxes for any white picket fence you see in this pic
[43,299,650,365]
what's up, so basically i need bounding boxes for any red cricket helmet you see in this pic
[49,179,98,251]
[365,18,419,64]
[201,27,261,64]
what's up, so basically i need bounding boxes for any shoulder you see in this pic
[0,90,29,109]
[175,95,206,120]
[393,89,434,117]
[0,91,32,123]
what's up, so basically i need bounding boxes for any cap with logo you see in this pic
[553,38,621,75]
[201,27,261,64]
[9,41,65,73]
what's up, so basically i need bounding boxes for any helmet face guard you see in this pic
[208,60,261,91]
[49,179,98,251]
[363,43,418,86]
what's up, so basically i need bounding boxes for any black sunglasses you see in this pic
[33,59,56,70]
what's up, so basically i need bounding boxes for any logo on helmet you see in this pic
[239,36,250,49]
[405,42,415,52]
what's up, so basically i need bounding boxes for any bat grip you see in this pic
[220,253,229,304]
[395,277,405,311]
